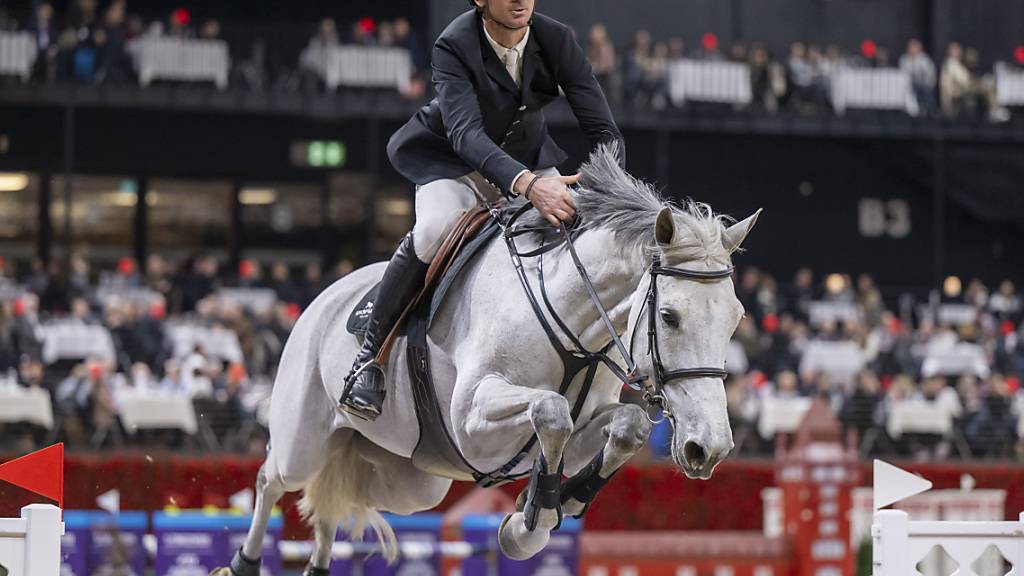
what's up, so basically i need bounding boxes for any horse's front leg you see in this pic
[462,374,573,560]
[559,403,652,518]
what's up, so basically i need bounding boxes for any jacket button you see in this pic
[518,105,527,111]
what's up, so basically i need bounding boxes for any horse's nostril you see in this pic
[683,441,707,468]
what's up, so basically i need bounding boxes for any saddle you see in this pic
[345,203,501,347]
[346,204,506,482]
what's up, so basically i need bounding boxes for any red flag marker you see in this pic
[0,443,64,508]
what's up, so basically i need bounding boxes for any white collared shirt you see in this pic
[482,22,530,87]
[481,22,532,194]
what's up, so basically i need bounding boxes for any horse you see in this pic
[214,144,761,575]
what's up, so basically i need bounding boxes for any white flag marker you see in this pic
[97,489,120,515]
[230,488,254,513]
[873,459,932,510]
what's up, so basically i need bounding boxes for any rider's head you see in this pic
[468,0,534,31]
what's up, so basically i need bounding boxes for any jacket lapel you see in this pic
[478,22,520,95]
[519,31,541,102]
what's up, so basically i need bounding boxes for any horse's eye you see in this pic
[660,309,679,329]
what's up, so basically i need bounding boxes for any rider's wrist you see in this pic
[523,174,542,202]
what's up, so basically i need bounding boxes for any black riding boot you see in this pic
[340,233,428,421]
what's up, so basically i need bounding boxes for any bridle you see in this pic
[497,202,733,423]
[633,257,733,420]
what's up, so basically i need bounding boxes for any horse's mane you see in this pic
[521,143,734,266]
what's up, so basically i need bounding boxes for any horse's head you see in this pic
[628,204,761,479]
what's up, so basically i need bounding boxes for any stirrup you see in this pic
[339,361,385,421]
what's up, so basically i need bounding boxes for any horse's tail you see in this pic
[298,433,398,563]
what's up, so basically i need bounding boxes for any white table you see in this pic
[920,342,989,378]
[808,301,861,327]
[0,386,54,429]
[758,396,812,439]
[886,400,954,439]
[669,59,752,106]
[38,321,116,365]
[725,340,749,375]
[167,323,243,363]
[995,63,1024,107]
[217,287,277,315]
[95,286,163,309]
[0,31,37,81]
[117,391,197,434]
[799,340,865,382]
[302,45,412,92]
[127,36,230,88]
[831,67,919,115]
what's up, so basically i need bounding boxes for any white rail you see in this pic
[0,505,63,576]
[872,509,1024,576]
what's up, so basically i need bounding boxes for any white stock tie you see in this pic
[503,48,520,87]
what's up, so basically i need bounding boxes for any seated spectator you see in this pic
[966,374,1017,456]
[989,280,1021,319]
[899,39,937,115]
[841,370,884,449]
[786,42,827,112]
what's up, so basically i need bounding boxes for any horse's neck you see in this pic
[542,229,644,350]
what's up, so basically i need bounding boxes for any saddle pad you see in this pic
[345,217,502,337]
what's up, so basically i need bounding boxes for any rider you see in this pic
[340,0,625,421]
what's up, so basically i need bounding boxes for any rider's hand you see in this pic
[515,173,580,227]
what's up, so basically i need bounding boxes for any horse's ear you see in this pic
[655,207,675,246]
[722,208,763,253]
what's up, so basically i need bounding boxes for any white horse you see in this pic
[214,145,761,575]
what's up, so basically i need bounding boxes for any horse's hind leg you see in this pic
[307,519,339,573]
[462,375,574,560]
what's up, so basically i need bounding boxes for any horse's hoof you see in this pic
[498,512,550,561]
[208,569,232,576]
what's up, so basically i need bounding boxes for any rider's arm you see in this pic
[551,23,626,166]
[433,41,528,196]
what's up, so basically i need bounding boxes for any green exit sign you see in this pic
[291,140,346,168]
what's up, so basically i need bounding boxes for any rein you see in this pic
[494,201,733,422]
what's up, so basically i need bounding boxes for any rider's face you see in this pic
[477,0,534,30]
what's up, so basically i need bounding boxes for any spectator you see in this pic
[899,39,937,115]
[648,41,671,109]
[199,18,221,41]
[27,2,58,82]
[990,280,1021,319]
[301,261,325,309]
[96,0,132,84]
[841,370,884,449]
[166,9,192,38]
[941,42,972,117]
[176,254,219,313]
[587,24,617,104]
[299,18,339,90]
[269,262,299,304]
[668,37,685,60]
[787,42,824,111]
[393,17,425,72]
[623,29,653,107]
[749,44,779,112]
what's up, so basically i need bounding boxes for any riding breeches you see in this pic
[410,168,561,263]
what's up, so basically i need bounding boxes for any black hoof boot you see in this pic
[225,547,261,576]
[522,455,563,532]
[303,567,332,576]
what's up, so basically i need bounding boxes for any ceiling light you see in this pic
[240,188,277,205]
[0,173,29,192]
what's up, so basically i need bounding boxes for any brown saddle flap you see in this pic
[374,203,501,364]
